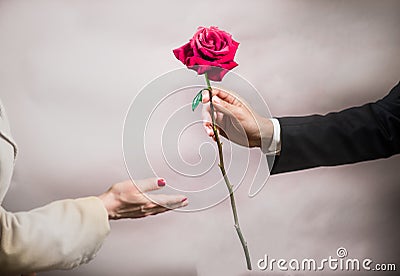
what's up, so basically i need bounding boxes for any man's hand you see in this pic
[202,88,273,149]
[98,178,188,220]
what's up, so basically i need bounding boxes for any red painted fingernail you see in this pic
[157,178,166,187]
[181,197,188,202]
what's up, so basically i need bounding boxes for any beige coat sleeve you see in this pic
[0,100,110,275]
[0,198,110,275]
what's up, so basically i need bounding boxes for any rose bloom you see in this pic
[173,26,239,81]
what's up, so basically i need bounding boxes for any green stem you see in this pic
[204,72,252,270]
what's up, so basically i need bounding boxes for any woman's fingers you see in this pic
[147,194,188,209]
[116,194,188,219]
[132,179,188,207]
[123,194,188,218]
[134,177,166,193]
[101,179,189,220]
[145,200,188,216]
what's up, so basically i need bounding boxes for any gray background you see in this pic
[0,0,399,275]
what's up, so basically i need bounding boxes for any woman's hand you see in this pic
[98,178,188,220]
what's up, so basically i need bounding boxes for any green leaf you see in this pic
[192,90,203,111]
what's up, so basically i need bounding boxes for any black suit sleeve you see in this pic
[271,82,400,174]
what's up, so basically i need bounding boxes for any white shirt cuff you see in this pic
[262,118,281,155]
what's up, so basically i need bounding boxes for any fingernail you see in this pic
[181,197,188,202]
[213,97,220,104]
[158,178,166,187]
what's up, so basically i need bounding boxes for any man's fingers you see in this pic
[202,89,210,103]
[202,94,227,141]
[202,103,215,137]
[201,88,221,103]
[134,177,166,193]
[214,89,240,105]
[202,103,211,125]
[203,122,214,137]
[212,96,237,116]
[202,88,239,106]
[203,118,220,139]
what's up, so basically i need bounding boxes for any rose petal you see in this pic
[213,39,239,64]
[173,26,239,81]
[173,42,193,64]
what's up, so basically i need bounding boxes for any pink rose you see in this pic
[173,26,239,81]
